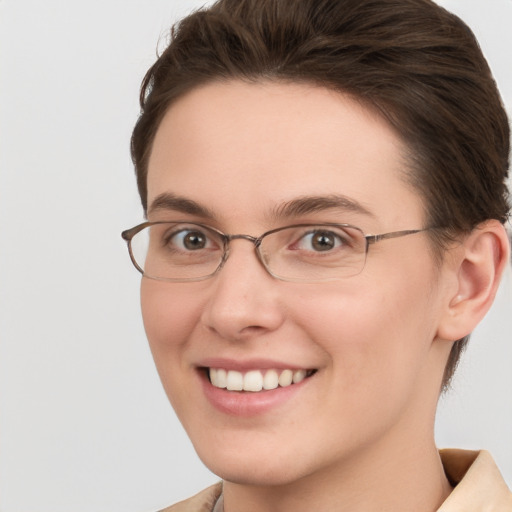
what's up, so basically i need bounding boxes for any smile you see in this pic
[208,368,316,392]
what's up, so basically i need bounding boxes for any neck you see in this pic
[222,433,452,512]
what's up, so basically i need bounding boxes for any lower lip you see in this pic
[200,371,312,417]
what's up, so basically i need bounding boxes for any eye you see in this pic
[295,229,347,252]
[164,228,213,251]
[181,230,207,250]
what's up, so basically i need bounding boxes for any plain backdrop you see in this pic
[0,1,511,511]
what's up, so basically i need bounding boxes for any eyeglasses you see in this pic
[121,221,429,283]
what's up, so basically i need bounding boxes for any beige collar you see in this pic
[438,449,512,511]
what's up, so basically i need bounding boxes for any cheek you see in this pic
[140,280,200,368]
[140,280,210,419]
[293,273,439,400]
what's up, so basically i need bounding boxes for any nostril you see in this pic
[238,325,268,337]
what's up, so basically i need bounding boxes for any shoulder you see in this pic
[158,482,223,512]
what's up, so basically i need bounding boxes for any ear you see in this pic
[436,220,510,341]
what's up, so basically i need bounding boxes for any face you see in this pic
[142,81,452,486]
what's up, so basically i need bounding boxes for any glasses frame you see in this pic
[121,221,429,283]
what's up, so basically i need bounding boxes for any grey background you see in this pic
[0,1,511,511]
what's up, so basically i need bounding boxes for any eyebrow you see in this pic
[270,194,375,221]
[148,192,216,219]
[147,192,375,222]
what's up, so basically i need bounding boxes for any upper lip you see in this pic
[197,357,315,372]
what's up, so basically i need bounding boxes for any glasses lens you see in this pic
[130,222,225,281]
[259,224,367,281]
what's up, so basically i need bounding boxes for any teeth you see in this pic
[226,370,243,391]
[292,369,307,384]
[263,369,279,390]
[209,368,312,392]
[244,370,263,392]
[278,369,293,387]
[211,368,227,388]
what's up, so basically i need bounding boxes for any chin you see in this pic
[192,438,319,487]
[205,458,306,487]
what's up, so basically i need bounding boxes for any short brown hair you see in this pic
[130,0,510,389]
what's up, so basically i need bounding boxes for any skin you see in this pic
[140,81,507,511]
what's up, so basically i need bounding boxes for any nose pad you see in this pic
[200,241,285,342]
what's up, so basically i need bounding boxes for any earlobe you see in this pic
[437,220,510,342]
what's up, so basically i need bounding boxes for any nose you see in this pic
[200,239,285,342]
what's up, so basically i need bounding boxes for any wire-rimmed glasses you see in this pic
[121,221,429,283]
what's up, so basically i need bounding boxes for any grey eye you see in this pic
[310,231,338,251]
[182,231,207,250]
[167,229,211,251]
[297,230,344,252]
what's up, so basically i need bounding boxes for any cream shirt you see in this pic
[161,450,512,511]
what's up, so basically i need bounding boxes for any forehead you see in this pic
[147,80,425,230]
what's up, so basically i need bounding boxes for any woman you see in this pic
[122,0,512,510]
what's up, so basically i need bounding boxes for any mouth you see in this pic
[206,367,317,392]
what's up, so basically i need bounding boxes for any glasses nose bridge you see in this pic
[225,233,261,247]
[221,232,267,273]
